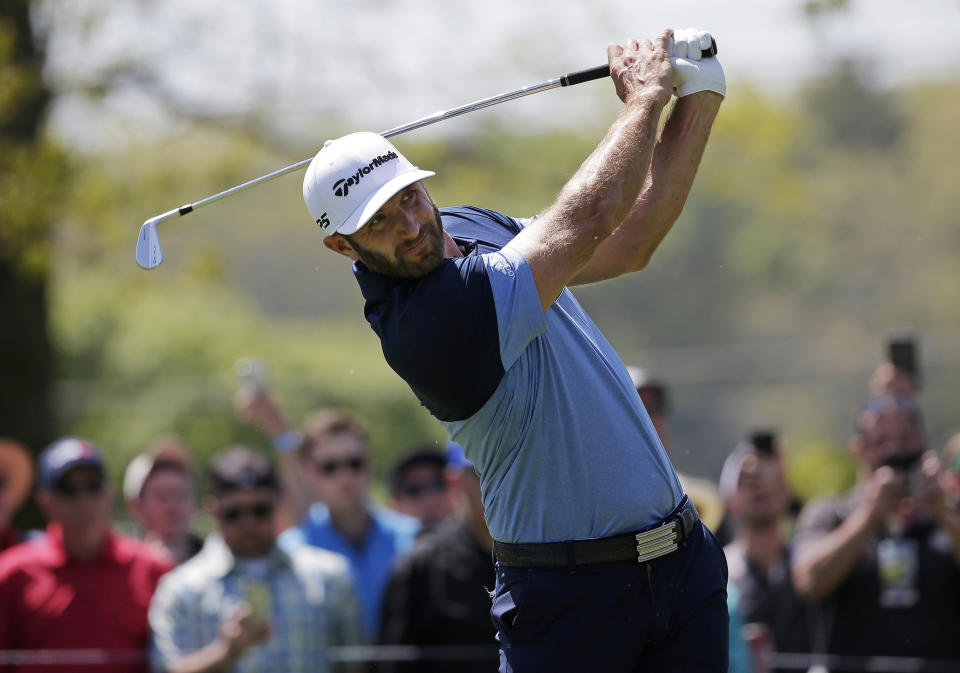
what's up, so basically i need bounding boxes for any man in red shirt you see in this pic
[0,437,172,673]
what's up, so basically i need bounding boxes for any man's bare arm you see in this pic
[792,503,877,602]
[793,467,902,601]
[234,388,311,525]
[505,33,674,310]
[570,91,722,285]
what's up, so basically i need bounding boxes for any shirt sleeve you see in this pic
[377,251,543,422]
[148,574,205,671]
[483,247,547,369]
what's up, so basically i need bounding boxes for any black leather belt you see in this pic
[493,497,700,568]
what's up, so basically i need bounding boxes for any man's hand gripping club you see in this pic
[670,27,726,98]
[506,30,676,310]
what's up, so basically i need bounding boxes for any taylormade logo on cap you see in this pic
[332,150,399,198]
[303,132,435,237]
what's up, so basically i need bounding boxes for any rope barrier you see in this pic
[2,647,959,670]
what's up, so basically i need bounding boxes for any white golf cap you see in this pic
[303,132,435,237]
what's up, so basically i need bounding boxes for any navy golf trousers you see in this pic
[491,521,729,672]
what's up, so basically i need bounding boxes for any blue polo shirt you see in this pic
[278,503,419,639]
[355,206,682,544]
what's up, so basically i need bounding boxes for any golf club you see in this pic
[135,39,717,270]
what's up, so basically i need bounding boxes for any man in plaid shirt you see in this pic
[149,447,363,673]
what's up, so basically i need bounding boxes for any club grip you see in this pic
[560,38,718,87]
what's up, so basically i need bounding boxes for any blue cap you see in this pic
[38,437,105,489]
[445,441,474,471]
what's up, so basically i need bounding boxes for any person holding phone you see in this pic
[792,396,960,670]
[235,376,421,641]
[149,447,363,673]
[869,334,921,398]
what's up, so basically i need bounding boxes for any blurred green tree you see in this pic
[0,0,67,528]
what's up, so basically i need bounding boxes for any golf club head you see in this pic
[136,217,163,269]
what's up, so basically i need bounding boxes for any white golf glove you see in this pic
[670,27,725,98]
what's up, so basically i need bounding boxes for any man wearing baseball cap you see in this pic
[0,437,172,673]
[304,30,726,672]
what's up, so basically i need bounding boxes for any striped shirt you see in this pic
[149,534,362,673]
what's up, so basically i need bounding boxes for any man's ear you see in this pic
[323,234,360,261]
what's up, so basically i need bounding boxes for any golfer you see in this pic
[304,29,727,672]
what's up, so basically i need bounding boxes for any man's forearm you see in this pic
[276,450,311,526]
[793,505,876,601]
[507,91,668,308]
[630,92,722,263]
[571,91,722,285]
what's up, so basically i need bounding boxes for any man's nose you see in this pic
[393,209,420,239]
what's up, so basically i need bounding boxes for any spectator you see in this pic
[719,432,810,671]
[379,442,497,672]
[276,409,420,640]
[0,437,172,673]
[236,386,422,640]
[124,435,203,564]
[627,367,725,533]
[0,438,32,553]
[792,396,960,669]
[149,446,363,673]
[388,446,454,526]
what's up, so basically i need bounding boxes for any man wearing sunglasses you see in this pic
[0,437,172,673]
[278,409,421,641]
[149,446,363,673]
[388,447,455,526]
[236,377,421,641]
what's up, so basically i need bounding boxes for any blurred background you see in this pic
[2,0,959,527]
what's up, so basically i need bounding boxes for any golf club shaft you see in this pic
[380,35,716,139]
[166,65,613,221]
[137,38,718,269]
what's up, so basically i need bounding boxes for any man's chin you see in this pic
[391,250,443,279]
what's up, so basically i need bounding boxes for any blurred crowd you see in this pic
[1,347,959,673]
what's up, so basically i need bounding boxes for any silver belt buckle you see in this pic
[635,520,679,563]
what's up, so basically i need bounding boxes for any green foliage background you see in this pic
[30,68,960,505]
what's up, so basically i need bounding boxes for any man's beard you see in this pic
[348,204,446,279]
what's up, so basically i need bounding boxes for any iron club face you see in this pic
[136,218,162,269]
[136,208,183,269]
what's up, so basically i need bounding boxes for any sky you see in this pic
[38,0,960,150]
